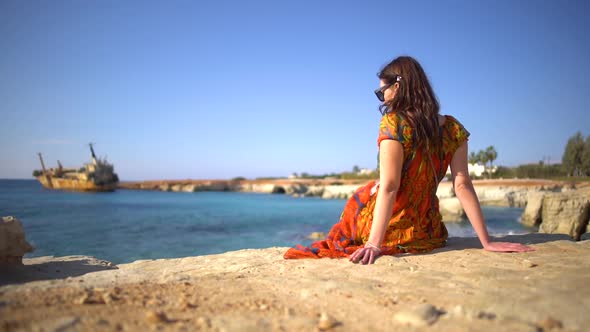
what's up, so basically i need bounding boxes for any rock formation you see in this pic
[438,197,466,222]
[0,216,34,265]
[538,187,590,241]
[520,191,545,227]
[320,185,358,199]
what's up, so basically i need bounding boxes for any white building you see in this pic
[469,163,486,177]
[357,168,375,175]
[444,163,496,178]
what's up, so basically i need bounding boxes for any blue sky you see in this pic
[1,0,588,181]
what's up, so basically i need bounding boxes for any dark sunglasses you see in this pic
[374,75,402,102]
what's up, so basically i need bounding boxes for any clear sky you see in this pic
[1,0,589,181]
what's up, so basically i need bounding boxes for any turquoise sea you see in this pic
[0,179,536,264]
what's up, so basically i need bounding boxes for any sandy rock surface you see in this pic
[1,234,589,332]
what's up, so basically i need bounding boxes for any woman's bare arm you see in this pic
[451,141,534,252]
[450,142,490,246]
[349,139,404,264]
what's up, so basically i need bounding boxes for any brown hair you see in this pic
[378,56,441,151]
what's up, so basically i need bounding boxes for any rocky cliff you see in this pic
[1,234,588,332]
[520,187,590,240]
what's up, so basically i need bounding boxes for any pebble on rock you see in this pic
[102,292,117,304]
[196,316,211,328]
[76,294,91,305]
[477,311,497,320]
[538,316,563,330]
[284,307,295,317]
[177,298,196,310]
[393,304,441,326]
[146,310,168,324]
[317,312,338,331]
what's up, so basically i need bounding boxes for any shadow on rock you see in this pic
[0,255,117,286]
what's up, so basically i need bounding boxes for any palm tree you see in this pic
[477,150,489,178]
[469,151,479,164]
[484,146,498,178]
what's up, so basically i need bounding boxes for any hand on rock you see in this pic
[349,245,380,265]
[483,242,535,253]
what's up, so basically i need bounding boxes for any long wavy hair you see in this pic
[378,56,441,151]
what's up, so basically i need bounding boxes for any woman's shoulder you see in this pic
[442,114,460,124]
[441,114,470,143]
[380,111,412,128]
[378,111,413,147]
[442,114,468,129]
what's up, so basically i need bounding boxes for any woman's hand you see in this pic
[349,244,381,265]
[483,242,535,253]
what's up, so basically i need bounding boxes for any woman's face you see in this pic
[379,79,399,102]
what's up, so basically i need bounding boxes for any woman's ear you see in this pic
[390,82,400,97]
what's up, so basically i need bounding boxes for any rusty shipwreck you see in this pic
[34,144,119,192]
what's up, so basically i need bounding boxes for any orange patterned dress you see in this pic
[283,113,470,259]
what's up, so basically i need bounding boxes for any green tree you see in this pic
[582,135,590,176]
[515,164,566,179]
[476,150,488,177]
[494,166,516,179]
[562,132,585,176]
[352,165,360,173]
[485,146,498,178]
[476,150,488,165]
[485,146,498,169]
[468,151,479,164]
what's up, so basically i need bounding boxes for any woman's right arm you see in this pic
[450,141,534,252]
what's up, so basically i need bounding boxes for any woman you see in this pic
[284,56,533,264]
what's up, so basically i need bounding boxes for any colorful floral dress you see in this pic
[283,113,470,259]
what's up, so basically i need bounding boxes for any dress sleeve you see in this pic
[448,116,471,152]
[377,113,411,148]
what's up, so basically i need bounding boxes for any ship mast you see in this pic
[89,142,97,165]
[37,152,53,188]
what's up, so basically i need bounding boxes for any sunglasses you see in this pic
[374,75,402,102]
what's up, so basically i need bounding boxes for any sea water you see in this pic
[0,179,536,264]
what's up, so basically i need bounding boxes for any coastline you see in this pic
[2,234,589,331]
[117,178,589,225]
[117,178,583,203]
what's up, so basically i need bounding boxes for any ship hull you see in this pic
[36,176,117,192]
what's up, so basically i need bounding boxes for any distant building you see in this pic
[444,163,496,178]
[469,163,486,177]
[357,168,374,175]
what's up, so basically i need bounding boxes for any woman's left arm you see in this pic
[349,139,404,264]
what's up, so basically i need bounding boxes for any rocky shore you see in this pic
[118,178,366,200]
[2,234,589,332]
[118,178,584,205]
